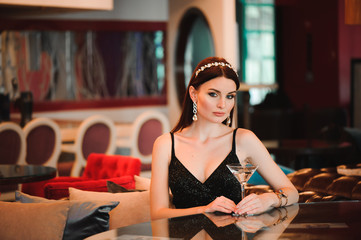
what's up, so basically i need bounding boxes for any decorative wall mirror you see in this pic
[175,8,215,107]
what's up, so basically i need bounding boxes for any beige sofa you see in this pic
[0,176,151,240]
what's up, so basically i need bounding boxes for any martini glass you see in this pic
[227,162,259,202]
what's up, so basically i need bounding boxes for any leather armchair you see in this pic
[287,166,361,202]
[244,166,361,203]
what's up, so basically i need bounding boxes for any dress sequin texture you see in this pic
[169,129,242,208]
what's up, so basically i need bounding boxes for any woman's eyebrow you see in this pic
[208,88,220,93]
[208,88,237,94]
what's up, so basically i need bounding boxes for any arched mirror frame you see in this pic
[175,8,214,107]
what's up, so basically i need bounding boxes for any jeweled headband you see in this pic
[195,62,238,77]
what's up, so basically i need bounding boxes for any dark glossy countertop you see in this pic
[87,201,361,240]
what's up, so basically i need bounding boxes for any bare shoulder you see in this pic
[154,132,172,146]
[153,133,172,163]
[234,128,262,147]
[235,128,257,141]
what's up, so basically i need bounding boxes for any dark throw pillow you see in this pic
[15,191,119,240]
[107,180,145,193]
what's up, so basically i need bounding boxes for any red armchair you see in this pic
[21,153,141,199]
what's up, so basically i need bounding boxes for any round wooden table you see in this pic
[0,164,56,185]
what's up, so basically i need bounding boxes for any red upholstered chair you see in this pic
[20,118,61,197]
[22,153,141,199]
[0,122,26,200]
[116,110,170,167]
[61,115,117,177]
[20,117,61,168]
[0,122,26,164]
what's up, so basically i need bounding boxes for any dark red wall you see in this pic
[338,0,361,108]
[276,0,339,110]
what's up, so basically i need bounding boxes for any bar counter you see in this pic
[87,201,361,240]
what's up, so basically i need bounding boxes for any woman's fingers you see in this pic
[235,194,264,215]
[214,197,235,213]
[205,196,236,213]
[219,196,236,211]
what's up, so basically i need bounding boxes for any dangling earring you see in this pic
[226,116,231,126]
[192,102,198,121]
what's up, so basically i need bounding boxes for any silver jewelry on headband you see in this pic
[195,62,238,77]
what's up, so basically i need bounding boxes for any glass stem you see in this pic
[241,183,245,199]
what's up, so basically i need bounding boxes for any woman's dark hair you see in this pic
[172,56,240,133]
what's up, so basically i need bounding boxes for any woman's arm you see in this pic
[150,134,204,220]
[150,134,237,220]
[234,129,299,215]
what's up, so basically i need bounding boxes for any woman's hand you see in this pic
[203,196,236,214]
[234,193,277,216]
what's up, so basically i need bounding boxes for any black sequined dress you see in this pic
[169,129,242,209]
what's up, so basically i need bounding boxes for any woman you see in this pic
[150,57,298,220]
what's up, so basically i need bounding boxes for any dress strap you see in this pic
[231,128,238,153]
[170,132,175,158]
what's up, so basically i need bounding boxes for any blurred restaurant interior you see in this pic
[1,0,361,182]
[1,0,361,238]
